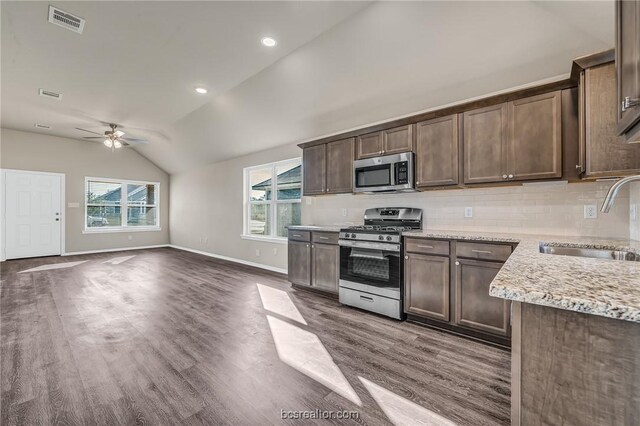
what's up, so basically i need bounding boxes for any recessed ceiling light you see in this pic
[261,37,277,47]
[195,87,208,94]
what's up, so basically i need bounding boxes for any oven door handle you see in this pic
[339,240,400,252]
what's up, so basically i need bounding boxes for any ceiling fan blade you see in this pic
[76,127,103,136]
[83,136,106,140]
[120,137,149,145]
[114,130,125,138]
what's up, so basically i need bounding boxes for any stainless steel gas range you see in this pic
[338,207,423,320]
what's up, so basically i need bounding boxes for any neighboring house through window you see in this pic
[244,158,301,240]
[85,177,160,232]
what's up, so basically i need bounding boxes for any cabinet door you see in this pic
[508,91,562,181]
[454,259,509,336]
[404,253,450,321]
[326,138,354,194]
[288,241,311,286]
[303,144,326,195]
[356,132,383,159]
[415,115,459,187]
[382,125,414,155]
[311,243,339,293]
[616,0,640,135]
[584,63,640,176]
[463,104,508,184]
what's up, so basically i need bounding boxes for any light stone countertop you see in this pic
[287,225,344,233]
[402,230,640,323]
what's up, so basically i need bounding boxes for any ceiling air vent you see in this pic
[34,123,52,129]
[39,88,62,100]
[48,5,85,34]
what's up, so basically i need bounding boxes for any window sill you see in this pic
[83,227,162,234]
[240,234,288,244]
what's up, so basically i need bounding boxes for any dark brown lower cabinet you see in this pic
[404,253,450,321]
[288,230,339,294]
[311,242,339,293]
[288,240,311,286]
[454,258,510,336]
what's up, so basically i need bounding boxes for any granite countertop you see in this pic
[403,230,640,323]
[287,225,344,233]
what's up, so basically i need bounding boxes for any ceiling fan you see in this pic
[76,124,148,151]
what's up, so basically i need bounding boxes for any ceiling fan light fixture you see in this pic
[195,87,208,94]
[261,36,277,47]
[113,140,122,149]
[103,139,113,148]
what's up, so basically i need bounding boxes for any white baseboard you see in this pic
[63,244,170,256]
[168,244,287,275]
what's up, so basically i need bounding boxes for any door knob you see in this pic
[55,212,60,216]
[55,218,59,221]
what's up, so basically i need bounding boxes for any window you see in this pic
[85,177,160,232]
[244,158,301,240]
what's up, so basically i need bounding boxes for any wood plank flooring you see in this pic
[1,248,510,425]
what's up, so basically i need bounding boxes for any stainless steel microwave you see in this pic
[353,152,415,193]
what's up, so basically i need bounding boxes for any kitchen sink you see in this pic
[539,244,640,261]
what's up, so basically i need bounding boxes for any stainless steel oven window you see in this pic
[349,248,390,281]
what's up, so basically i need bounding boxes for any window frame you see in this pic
[83,176,161,233]
[242,157,302,243]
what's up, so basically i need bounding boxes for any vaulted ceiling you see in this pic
[1,1,614,173]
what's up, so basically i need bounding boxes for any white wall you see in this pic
[0,128,170,253]
[631,182,640,241]
[302,182,630,240]
[169,143,301,272]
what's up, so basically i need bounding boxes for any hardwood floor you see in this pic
[1,248,510,425]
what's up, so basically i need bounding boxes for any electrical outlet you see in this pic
[255,249,261,257]
[203,236,208,244]
[631,203,638,221]
[464,207,473,218]
[305,197,313,205]
[341,208,348,217]
[273,248,278,256]
[127,235,133,241]
[584,204,597,219]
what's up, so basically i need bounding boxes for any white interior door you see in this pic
[4,171,63,259]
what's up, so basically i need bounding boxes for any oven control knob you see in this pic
[351,233,356,239]
[386,236,392,241]
[378,235,384,241]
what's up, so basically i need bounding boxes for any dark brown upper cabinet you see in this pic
[579,61,640,177]
[508,91,562,181]
[302,144,326,195]
[463,104,508,184]
[302,138,354,196]
[463,92,562,184]
[415,115,460,188]
[616,0,640,140]
[356,125,413,159]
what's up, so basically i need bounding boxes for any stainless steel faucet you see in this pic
[600,175,640,212]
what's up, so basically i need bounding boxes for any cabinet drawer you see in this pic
[311,232,339,245]
[339,287,401,320]
[456,242,512,262]
[405,238,450,256]
[288,230,311,242]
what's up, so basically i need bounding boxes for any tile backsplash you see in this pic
[302,181,631,239]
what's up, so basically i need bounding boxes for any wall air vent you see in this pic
[34,123,52,129]
[39,88,62,100]
[48,5,85,34]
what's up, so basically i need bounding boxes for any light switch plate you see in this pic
[584,204,597,219]
[341,208,348,217]
[631,203,638,221]
[464,207,473,218]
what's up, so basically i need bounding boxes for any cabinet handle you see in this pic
[508,174,514,179]
[360,295,374,302]
[319,236,329,240]
[472,249,493,254]
[502,174,508,179]
[405,256,409,260]
[455,261,460,266]
[575,164,582,171]
[306,244,309,248]
[622,96,640,112]
[417,245,434,249]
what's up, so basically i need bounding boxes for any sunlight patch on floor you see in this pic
[257,284,307,325]
[267,315,362,406]
[102,255,136,265]
[360,377,457,426]
[18,260,88,273]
